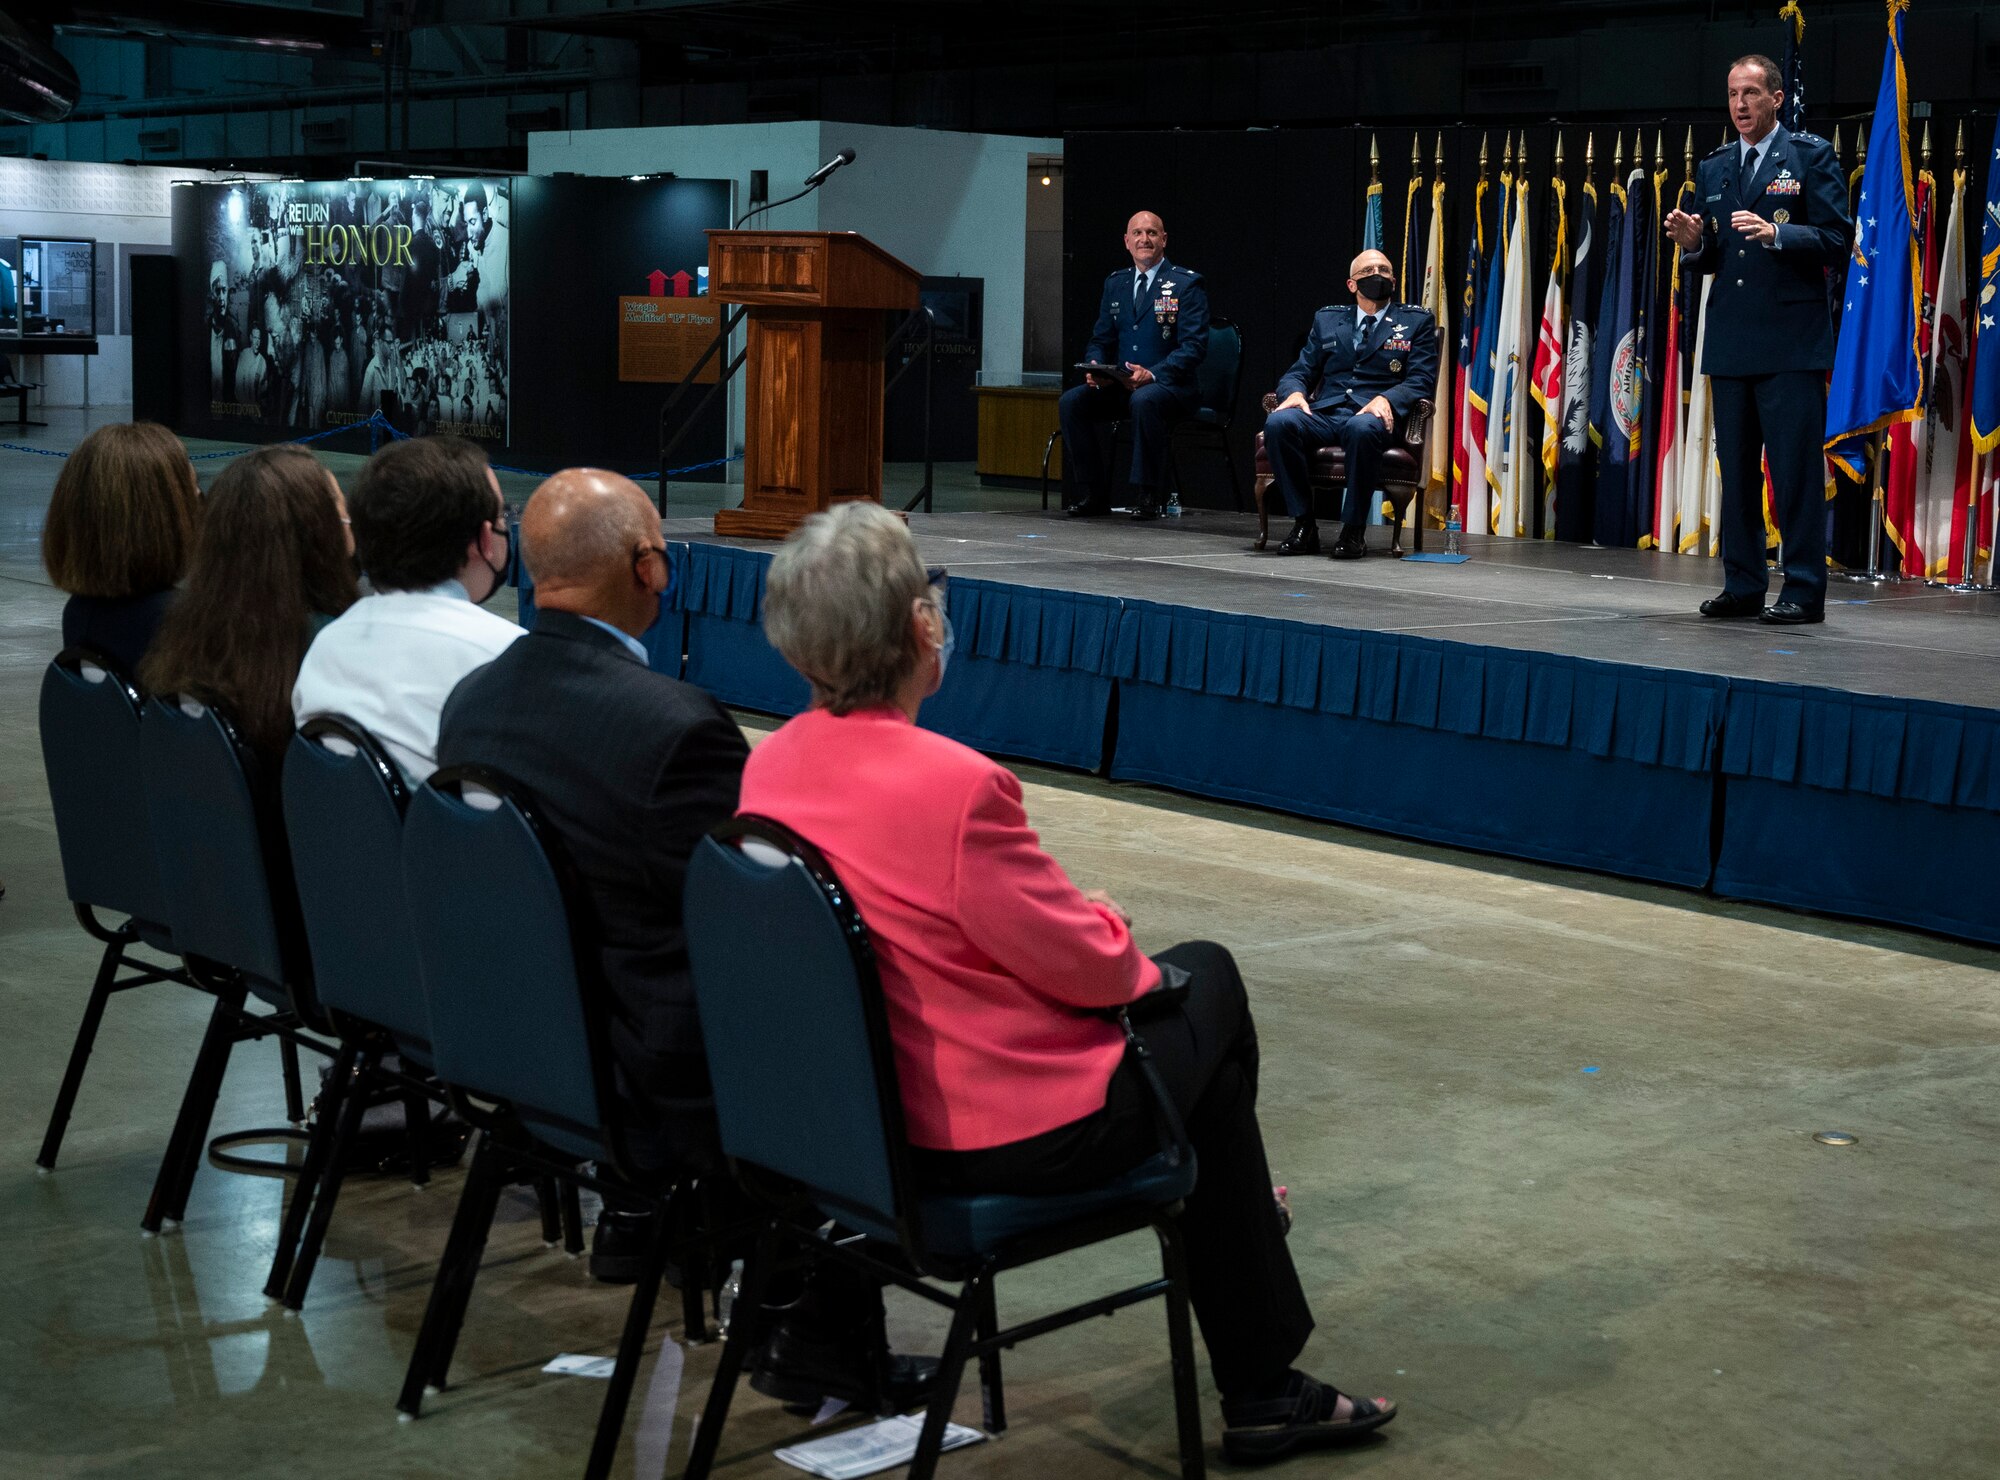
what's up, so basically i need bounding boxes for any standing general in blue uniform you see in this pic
[1059,210,1209,520]
[1666,53,1850,625]
[1264,247,1438,558]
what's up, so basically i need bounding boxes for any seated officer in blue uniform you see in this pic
[1059,210,1210,521]
[1264,249,1439,558]
[1665,53,1849,625]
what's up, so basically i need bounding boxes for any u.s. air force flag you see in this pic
[1824,0,1924,480]
[1972,109,2000,457]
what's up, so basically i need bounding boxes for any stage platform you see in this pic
[580,506,2000,949]
[674,508,2000,702]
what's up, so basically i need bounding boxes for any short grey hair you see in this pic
[763,502,929,715]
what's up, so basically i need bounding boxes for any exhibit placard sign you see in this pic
[617,295,721,384]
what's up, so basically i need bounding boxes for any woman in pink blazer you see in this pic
[739,504,1395,1462]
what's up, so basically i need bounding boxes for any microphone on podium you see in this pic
[802,147,857,188]
[734,147,858,228]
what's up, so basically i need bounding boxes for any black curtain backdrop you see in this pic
[508,174,729,478]
[1063,114,1996,525]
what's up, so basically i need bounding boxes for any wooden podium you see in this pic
[707,230,921,538]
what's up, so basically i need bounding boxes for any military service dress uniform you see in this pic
[1059,258,1210,518]
[1265,301,1439,553]
[1682,123,1850,619]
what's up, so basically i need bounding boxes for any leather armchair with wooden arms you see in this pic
[1250,395,1436,555]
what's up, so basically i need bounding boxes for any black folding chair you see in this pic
[0,353,44,429]
[137,693,335,1234]
[396,765,723,1480]
[263,716,469,1311]
[682,816,1206,1480]
[35,650,193,1172]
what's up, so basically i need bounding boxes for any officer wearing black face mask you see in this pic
[1264,248,1439,557]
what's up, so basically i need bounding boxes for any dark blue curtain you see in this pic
[1107,601,1726,885]
[1715,681,2000,942]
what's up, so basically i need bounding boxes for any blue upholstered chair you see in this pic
[264,715,463,1311]
[681,816,1207,1480]
[136,691,330,1235]
[1168,317,1246,511]
[35,649,192,1172]
[397,765,709,1480]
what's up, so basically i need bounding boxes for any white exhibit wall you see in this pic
[528,121,1057,461]
[0,160,268,408]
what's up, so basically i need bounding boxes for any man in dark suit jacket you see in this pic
[1666,53,1849,625]
[1264,248,1439,558]
[438,470,745,1169]
[1059,210,1210,520]
[435,471,933,1413]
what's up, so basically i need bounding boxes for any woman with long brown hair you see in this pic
[41,421,202,674]
[141,444,358,761]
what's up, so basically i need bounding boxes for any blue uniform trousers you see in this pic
[1058,380,1197,505]
[1711,371,1827,612]
[1262,404,1395,531]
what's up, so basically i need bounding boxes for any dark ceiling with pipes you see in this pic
[6,1,1999,168]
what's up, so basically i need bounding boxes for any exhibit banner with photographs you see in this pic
[192,177,509,442]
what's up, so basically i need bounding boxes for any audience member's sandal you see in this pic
[1221,1370,1397,1462]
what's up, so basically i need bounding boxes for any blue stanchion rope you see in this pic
[2,410,740,483]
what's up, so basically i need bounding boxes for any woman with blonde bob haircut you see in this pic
[743,503,1395,1463]
[41,421,201,674]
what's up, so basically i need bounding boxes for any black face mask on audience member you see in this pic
[1355,274,1395,304]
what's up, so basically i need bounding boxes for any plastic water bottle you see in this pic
[1445,517,1463,555]
[1166,489,1182,518]
[716,1258,744,1337]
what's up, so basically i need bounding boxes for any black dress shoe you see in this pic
[1328,537,1367,560]
[1759,600,1824,625]
[751,1321,940,1414]
[1065,499,1110,518]
[1698,591,1764,619]
[1131,500,1162,521]
[589,1208,650,1285]
[1274,521,1320,556]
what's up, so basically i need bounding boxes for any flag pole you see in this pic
[1946,117,1995,590]
[1852,429,1894,582]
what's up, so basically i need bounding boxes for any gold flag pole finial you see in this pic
[1856,128,1867,168]
[1410,134,1422,174]
[1684,125,1695,177]
[1554,131,1564,173]
[1955,118,1966,170]
[1919,119,1931,171]
[1501,131,1513,172]
[1832,122,1844,166]
[1584,131,1594,181]
[1613,131,1624,172]
[1479,131,1489,178]
[1369,132,1380,182]
[1435,130,1446,178]
[1654,129,1665,172]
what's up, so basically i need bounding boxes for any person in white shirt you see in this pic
[293,435,523,783]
